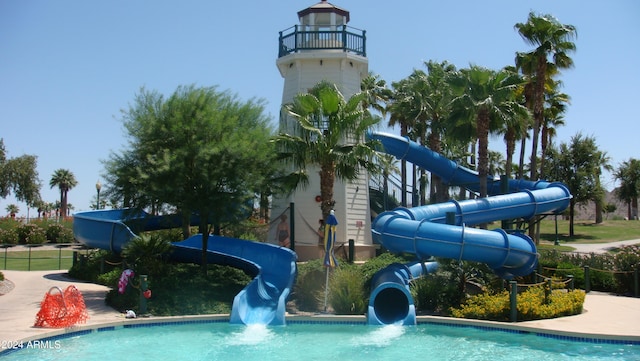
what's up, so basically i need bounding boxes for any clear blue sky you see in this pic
[1,1,638,216]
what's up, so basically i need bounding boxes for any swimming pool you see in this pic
[2,321,638,360]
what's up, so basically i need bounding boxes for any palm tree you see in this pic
[49,169,77,221]
[387,77,418,206]
[448,66,529,203]
[376,153,400,211]
[273,81,380,221]
[6,204,19,218]
[593,151,612,224]
[419,61,456,203]
[614,158,640,220]
[496,67,531,179]
[515,12,577,181]
[540,82,569,179]
[360,72,392,119]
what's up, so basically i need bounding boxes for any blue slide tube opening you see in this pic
[367,262,438,325]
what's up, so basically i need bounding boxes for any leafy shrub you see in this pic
[0,218,20,233]
[45,223,74,243]
[96,268,124,287]
[411,258,501,314]
[517,287,585,320]
[121,233,172,276]
[613,245,640,294]
[328,264,367,315]
[539,249,617,293]
[450,286,585,321]
[0,271,4,281]
[292,259,325,312]
[16,223,46,244]
[359,252,407,292]
[69,250,122,283]
[0,228,19,244]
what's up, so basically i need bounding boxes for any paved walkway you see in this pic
[1,270,639,345]
[0,270,122,343]
[567,239,640,254]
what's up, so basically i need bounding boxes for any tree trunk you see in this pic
[199,210,210,274]
[320,163,336,221]
[569,199,576,237]
[518,136,526,179]
[505,128,515,179]
[181,213,191,240]
[477,110,489,230]
[595,201,603,224]
[529,58,547,181]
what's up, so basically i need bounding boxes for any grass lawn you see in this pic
[0,249,74,271]
[537,219,640,244]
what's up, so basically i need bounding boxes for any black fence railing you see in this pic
[278,25,366,57]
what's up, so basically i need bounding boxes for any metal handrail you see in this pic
[278,25,366,57]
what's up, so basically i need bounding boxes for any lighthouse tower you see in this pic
[272,1,374,261]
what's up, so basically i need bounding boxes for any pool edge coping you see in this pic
[2,313,639,356]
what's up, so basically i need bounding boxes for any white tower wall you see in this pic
[272,6,374,261]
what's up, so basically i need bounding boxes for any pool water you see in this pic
[2,322,638,361]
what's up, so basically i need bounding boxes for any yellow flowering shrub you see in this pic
[450,286,585,321]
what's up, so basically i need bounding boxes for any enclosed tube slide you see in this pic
[73,209,297,326]
[366,132,571,325]
[367,261,438,325]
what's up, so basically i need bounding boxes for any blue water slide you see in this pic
[365,132,571,325]
[368,132,557,194]
[73,209,297,326]
[367,261,438,325]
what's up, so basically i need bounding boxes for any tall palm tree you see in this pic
[514,51,536,180]
[540,83,569,179]
[448,66,529,203]
[360,72,392,119]
[6,204,19,218]
[375,153,400,211]
[49,169,77,221]
[420,61,456,203]
[614,158,640,220]
[273,81,380,221]
[515,12,577,181]
[593,150,612,224]
[497,66,531,179]
[387,77,418,206]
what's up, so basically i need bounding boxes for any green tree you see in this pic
[515,12,577,181]
[0,139,42,210]
[614,158,640,220]
[273,81,381,221]
[448,65,529,203]
[49,169,77,221]
[545,133,604,235]
[113,85,274,271]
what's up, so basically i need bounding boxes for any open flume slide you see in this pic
[73,209,297,326]
[366,132,571,325]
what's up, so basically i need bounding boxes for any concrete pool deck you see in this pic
[1,269,639,345]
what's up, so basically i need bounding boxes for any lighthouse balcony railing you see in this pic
[278,25,366,58]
